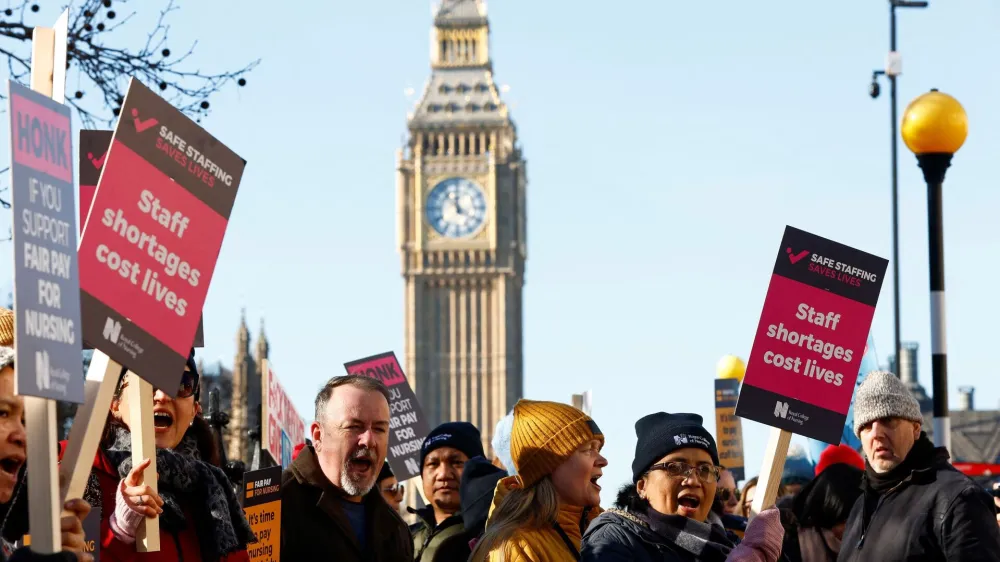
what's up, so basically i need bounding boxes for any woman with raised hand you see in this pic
[470,400,607,562]
[581,413,785,562]
[67,349,255,561]
[0,309,94,562]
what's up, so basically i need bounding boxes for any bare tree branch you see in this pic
[0,0,258,210]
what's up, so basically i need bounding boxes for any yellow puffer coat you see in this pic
[483,476,602,562]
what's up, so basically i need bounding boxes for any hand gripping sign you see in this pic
[62,77,246,552]
[344,352,432,480]
[736,226,887,515]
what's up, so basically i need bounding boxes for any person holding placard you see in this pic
[60,350,255,562]
[838,371,1000,562]
[0,309,95,562]
[580,413,785,562]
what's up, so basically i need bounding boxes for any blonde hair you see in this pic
[469,477,560,561]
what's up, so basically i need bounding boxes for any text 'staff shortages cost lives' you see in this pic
[8,81,83,402]
[78,130,205,348]
[243,465,280,562]
[735,226,888,444]
[77,78,245,395]
[344,351,431,479]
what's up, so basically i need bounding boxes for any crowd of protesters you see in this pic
[1,302,1000,561]
[272,366,1000,561]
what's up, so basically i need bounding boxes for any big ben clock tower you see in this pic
[397,0,526,459]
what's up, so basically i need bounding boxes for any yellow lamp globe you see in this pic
[901,89,968,155]
[717,355,746,382]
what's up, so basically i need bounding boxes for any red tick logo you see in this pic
[131,108,158,133]
[87,151,107,169]
[786,248,809,264]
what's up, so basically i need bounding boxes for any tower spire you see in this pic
[255,317,269,364]
[434,0,487,27]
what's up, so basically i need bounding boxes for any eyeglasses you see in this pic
[120,369,199,399]
[717,488,739,503]
[647,461,723,483]
[175,369,200,399]
[382,483,405,496]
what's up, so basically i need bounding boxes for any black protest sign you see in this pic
[8,80,84,403]
[344,351,431,479]
[21,505,101,559]
[78,129,205,349]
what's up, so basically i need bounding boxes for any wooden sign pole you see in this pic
[59,350,121,502]
[749,427,792,517]
[21,11,69,553]
[127,375,160,551]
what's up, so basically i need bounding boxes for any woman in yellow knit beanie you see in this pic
[470,399,607,562]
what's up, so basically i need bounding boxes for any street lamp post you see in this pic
[869,0,928,375]
[900,89,968,454]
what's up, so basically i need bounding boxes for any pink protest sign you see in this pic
[261,361,305,469]
[735,226,888,444]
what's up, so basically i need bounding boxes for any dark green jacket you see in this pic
[409,506,466,562]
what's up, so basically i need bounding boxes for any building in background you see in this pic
[397,0,526,454]
[885,341,932,412]
[199,309,269,466]
[884,341,1000,474]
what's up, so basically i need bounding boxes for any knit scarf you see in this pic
[643,506,734,561]
[864,432,938,494]
[84,425,256,562]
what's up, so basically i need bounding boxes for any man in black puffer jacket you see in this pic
[838,371,1000,562]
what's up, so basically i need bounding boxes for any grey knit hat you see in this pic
[853,370,922,436]
[0,346,13,371]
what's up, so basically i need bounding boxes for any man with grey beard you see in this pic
[281,375,413,561]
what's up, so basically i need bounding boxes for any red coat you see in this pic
[57,441,250,562]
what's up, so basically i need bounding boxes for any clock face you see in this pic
[425,177,488,239]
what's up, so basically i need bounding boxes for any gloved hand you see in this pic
[726,507,784,562]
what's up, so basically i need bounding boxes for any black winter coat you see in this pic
[280,446,413,562]
[838,447,1000,562]
[582,509,719,562]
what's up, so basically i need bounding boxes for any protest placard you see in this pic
[8,80,83,403]
[344,352,431,479]
[735,226,888,444]
[737,226,887,516]
[243,466,281,562]
[77,78,244,394]
[78,129,204,348]
[714,378,744,481]
[21,506,100,560]
[65,77,246,551]
[261,360,305,468]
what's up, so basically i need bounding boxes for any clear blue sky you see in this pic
[2,0,999,502]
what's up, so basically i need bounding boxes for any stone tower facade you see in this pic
[228,309,267,464]
[397,0,526,459]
